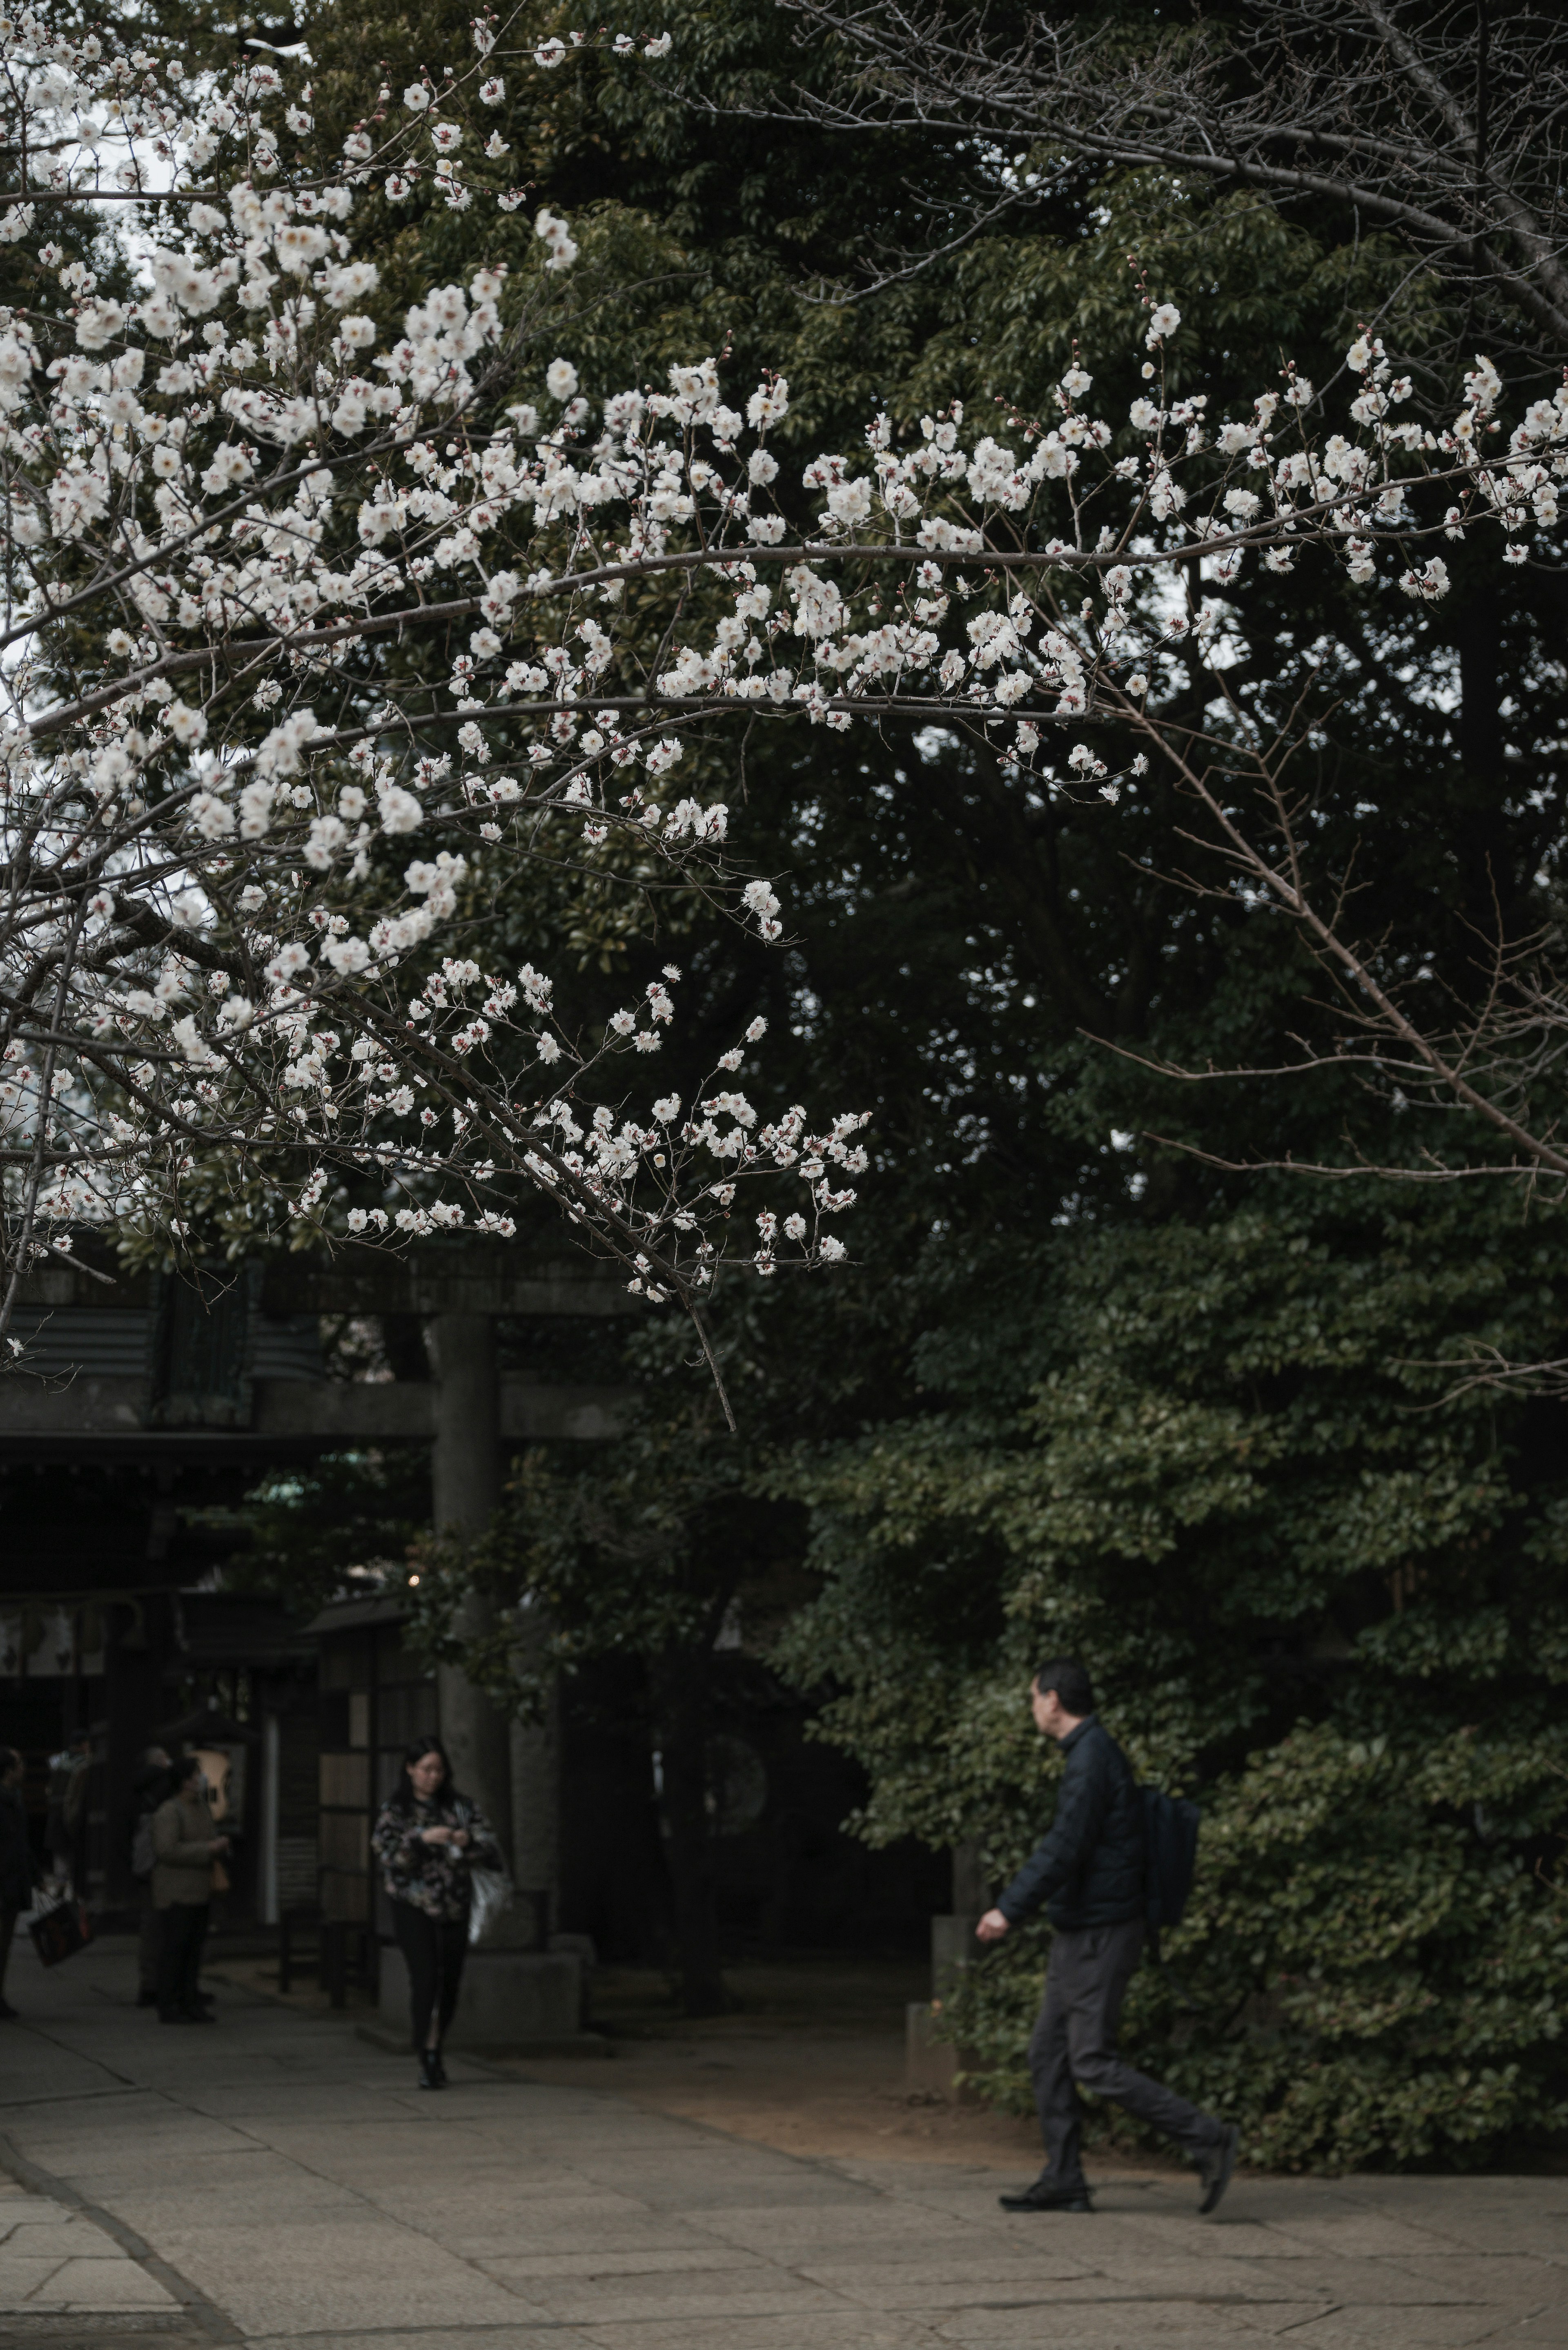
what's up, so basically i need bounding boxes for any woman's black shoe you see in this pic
[431,2050,448,2087]
[418,2048,444,2090]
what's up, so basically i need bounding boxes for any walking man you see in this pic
[978,1660,1238,2216]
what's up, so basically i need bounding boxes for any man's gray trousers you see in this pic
[1027,1916,1222,2190]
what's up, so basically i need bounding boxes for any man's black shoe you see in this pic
[998,2179,1094,2213]
[1197,2125,1238,2216]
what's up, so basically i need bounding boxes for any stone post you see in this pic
[428,1313,512,1860]
[510,1686,558,1944]
[951,1838,989,1922]
[907,1837,988,2101]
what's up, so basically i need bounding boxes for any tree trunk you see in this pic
[650,1642,728,2017]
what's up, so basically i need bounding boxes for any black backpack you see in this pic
[1141,1785,1200,1959]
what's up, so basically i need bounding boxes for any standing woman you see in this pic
[151,1755,229,2023]
[0,1748,39,2019]
[372,1736,502,2089]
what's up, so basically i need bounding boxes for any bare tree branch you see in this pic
[754,0,1568,357]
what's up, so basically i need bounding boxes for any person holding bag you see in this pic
[151,1756,228,2024]
[372,1736,505,2089]
[0,1748,40,2018]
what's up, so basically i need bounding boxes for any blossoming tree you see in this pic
[4,3,1565,1407]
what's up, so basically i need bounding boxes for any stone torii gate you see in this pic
[265,1244,635,1920]
[0,1238,634,1953]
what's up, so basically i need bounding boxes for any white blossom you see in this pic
[0,38,1552,1373]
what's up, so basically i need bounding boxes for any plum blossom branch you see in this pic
[4,7,1566,1404]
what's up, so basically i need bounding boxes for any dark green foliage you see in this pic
[774,1194,1568,2170]
[228,1447,430,1615]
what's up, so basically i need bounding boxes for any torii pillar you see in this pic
[427,1311,557,1945]
[428,1315,513,1862]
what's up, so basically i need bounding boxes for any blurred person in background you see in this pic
[151,1755,228,2024]
[131,1746,171,2008]
[0,1749,40,2018]
[45,1733,91,1895]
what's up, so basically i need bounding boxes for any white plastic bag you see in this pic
[459,1802,514,1945]
[467,1861,513,1945]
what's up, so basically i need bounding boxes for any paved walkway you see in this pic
[0,1938,1564,2349]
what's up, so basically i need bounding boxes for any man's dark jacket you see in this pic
[996,1715,1145,1932]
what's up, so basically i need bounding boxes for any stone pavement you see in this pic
[0,1936,1564,2349]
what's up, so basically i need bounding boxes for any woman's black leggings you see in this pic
[390,1902,468,2050]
